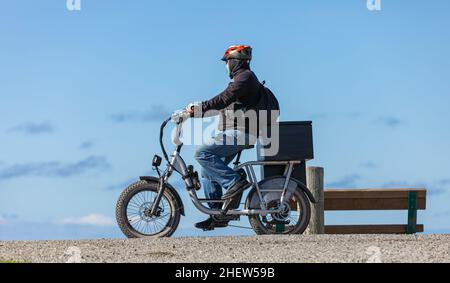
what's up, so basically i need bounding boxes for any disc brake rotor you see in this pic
[139,202,163,221]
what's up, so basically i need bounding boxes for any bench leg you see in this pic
[407,191,418,234]
[276,223,285,233]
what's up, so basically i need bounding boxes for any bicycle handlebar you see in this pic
[159,110,190,163]
[159,117,172,162]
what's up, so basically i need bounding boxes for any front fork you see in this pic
[150,171,170,215]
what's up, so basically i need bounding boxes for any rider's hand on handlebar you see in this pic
[185,105,194,114]
[186,101,202,117]
[171,109,189,123]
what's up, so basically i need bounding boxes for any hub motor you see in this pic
[272,201,291,223]
[262,200,291,224]
[141,202,163,220]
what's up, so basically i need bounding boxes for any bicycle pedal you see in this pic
[226,215,240,222]
[214,214,240,222]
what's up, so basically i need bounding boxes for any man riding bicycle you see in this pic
[186,45,268,230]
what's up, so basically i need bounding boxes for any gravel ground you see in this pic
[1,234,450,263]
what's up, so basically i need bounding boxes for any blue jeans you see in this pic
[194,130,255,208]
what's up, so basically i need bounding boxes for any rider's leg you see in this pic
[200,168,223,209]
[194,130,253,192]
[194,131,254,230]
[200,152,237,193]
[195,168,230,230]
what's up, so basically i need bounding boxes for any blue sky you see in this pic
[1,0,450,240]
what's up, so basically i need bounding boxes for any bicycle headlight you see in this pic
[152,155,162,167]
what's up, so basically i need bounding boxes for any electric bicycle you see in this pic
[115,110,316,237]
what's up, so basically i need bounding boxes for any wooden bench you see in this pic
[323,188,427,234]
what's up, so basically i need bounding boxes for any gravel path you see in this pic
[1,234,450,263]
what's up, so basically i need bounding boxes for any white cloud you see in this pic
[61,214,114,227]
[0,214,18,225]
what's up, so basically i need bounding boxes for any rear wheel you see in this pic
[116,180,181,238]
[248,185,311,235]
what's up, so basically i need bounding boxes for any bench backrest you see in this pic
[325,188,426,211]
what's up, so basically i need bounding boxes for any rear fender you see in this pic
[246,176,316,209]
[290,177,317,203]
[139,176,185,216]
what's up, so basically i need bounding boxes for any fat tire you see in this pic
[115,180,181,238]
[248,187,311,235]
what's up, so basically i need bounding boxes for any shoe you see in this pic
[221,179,251,200]
[194,216,228,231]
[222,191,244,211]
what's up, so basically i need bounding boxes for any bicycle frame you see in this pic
[149,114,302,217]
[152,148,302,216]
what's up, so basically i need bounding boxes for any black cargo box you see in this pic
[257,121,314,184]
[257,121,314,161]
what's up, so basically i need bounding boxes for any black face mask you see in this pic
[227,59,250,79]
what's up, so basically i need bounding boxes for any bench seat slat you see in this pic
[325,224,424,234]
[325,198,426,210]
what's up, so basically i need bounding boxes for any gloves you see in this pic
[186,101,202,117]
[171,109,190,123]
[171,101,202,123]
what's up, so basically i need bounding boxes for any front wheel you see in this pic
[116,180,181,238]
